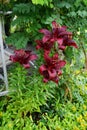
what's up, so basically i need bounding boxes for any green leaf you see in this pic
[57,1,71,8]
[32,0,44,5]
[6,32,29,49]
[83,0,87,5]
[31,0,51,5]
[68,11,76,17]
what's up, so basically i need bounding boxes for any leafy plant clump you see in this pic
[0,69,87,130]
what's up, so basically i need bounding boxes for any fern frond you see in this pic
[6,32,29,49]
[13,3,36,14]
[12,15,30,27]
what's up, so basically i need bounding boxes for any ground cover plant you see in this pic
[0,0,87,130]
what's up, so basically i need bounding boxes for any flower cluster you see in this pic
[10,49,37,68]
[10,21,78,84]
[36,21,78,54]
[39,53,66,83]
[36,21,78,83]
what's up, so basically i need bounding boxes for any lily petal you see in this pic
[57,38,63,45]
[52,21,59,28]
[48,69,57,79]
[66,40,78,48]
[39,29,51,35]
[58,60,66,68]
[39,65,47,75]
[23,64,30,69]
[29,54,38,61]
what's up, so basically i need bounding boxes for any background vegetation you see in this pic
[0,0,87,129]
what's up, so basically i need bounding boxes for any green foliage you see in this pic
[31,0,53,6]
[13,3,36,14]
[0,67,87,129]
[8,63,56,113]
[6,32,29,49]
[0,0,87,129]
[4,0,87,64]
[5,1,54,48]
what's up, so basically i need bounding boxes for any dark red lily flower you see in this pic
[39,29,52,43]
[36,20,78,84]
[35,39,54,54]
[39,65,58,83]
[44,53,66,71]
[57,35,78,50]
[10,49,37,68]
[52,21,71,38]
[52,21,67,39]
[39,53,66,83]
[52,21,78,50]
[36,21,78,51]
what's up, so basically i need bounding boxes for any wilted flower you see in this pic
[39,53,66,83]
[10,49,37,68]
